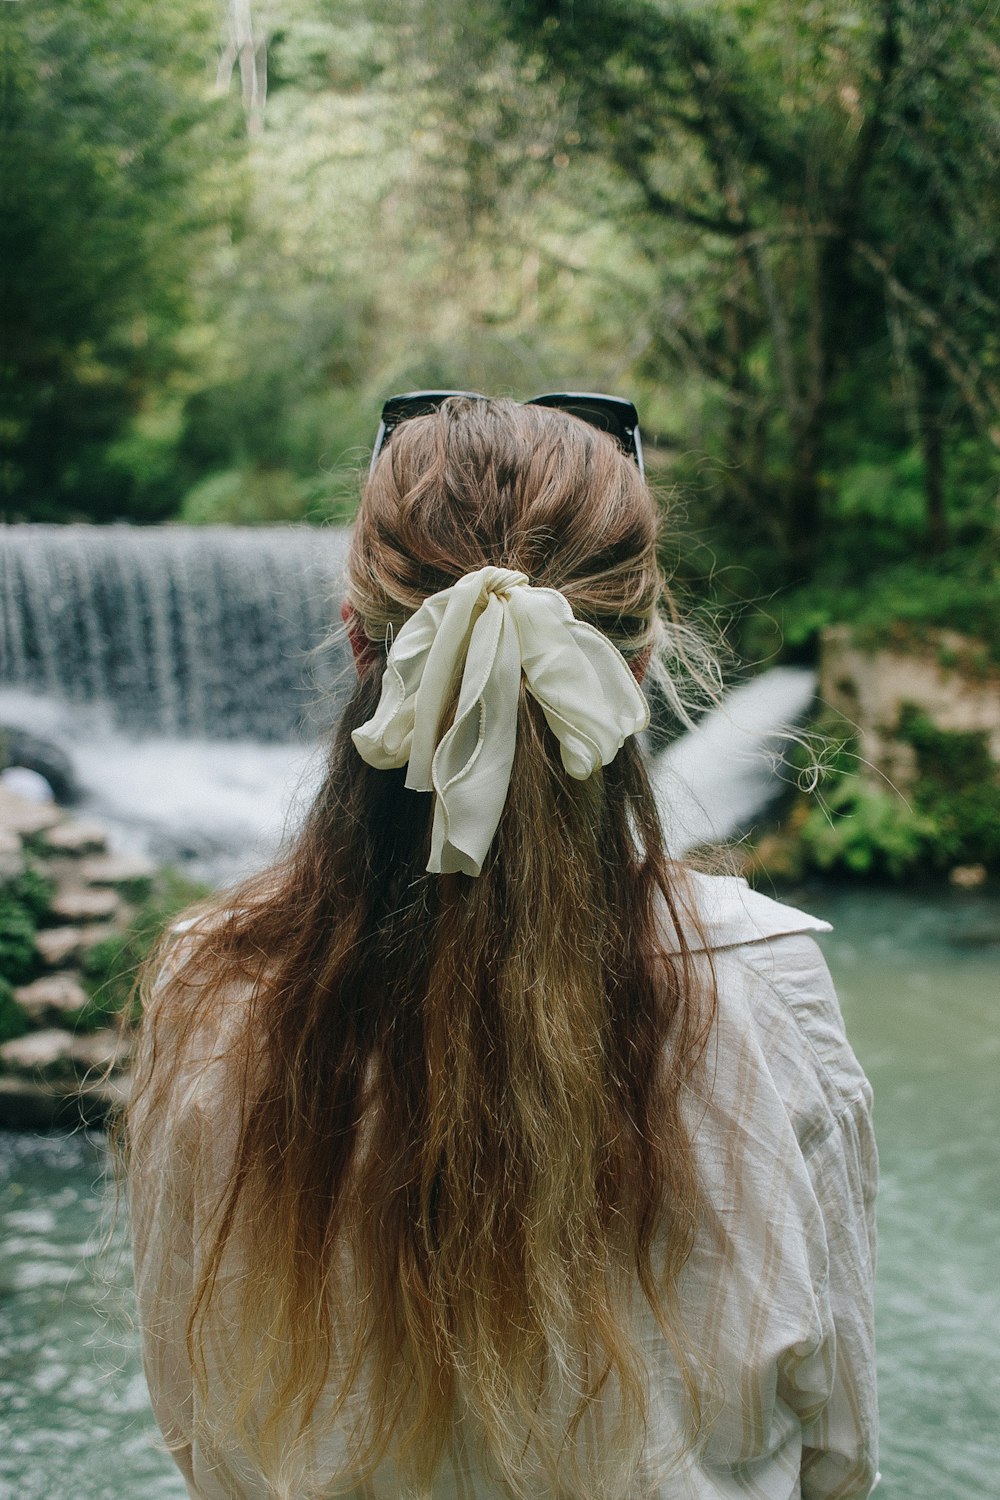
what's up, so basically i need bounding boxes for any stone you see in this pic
[14,974,89,1025]
[819,625,1000,784]
[0,1028,77,1079]
[76,922,121,954]
[0,787,62,836]
[0,828,22,857]
[40,820,109,856]
[949,863,988,889]
[0,1073,129,1130]
[1,767,54,803]
[67,1028,130,1075]
[51,885,121,923]
[0,728,79,804]
[34,926,83,969]
[79,851,155,897]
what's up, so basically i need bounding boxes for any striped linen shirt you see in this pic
[130,873,879,1499]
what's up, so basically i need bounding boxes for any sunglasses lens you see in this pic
[370,393,477,472]
[528,394,642,473]
[372,391,643,477]
[382,393,470,424]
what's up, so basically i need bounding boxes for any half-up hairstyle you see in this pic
[126,398,718,1497]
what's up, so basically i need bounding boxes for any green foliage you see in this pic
[898,707,1000,868]
[0,978,29,1046]
[793,704,1000,880]
[0,866,54,985]
[179,467,359,526]
[742,548,1000,668]
[180,469,313,525]
[2,0,245,521]
[0,904,36,987]
[436,0,1000,626]
[80,868,210,1029]
[799,777,938,880]
[6,0,1000,733]
[4,866,55,925]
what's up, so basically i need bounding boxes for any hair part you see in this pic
[126,398,718,1497]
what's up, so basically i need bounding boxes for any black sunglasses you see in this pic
[369,390,645,478]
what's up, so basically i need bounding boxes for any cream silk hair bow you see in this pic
[351,566,650,876]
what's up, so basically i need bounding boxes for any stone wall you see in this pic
[819,625,1000,789]
[0,788,153,1129]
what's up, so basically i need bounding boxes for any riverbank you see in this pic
[742,624,1000,887]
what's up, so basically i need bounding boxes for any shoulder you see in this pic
[665,868,832,953]
[670,871,871,1151]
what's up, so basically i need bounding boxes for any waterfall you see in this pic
[1,524,816,880]
[0,525,351,740]
[650,666,817,853]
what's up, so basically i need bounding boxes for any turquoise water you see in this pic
[1,885,998,1498]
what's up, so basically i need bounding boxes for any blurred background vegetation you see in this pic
[4,0,999,666]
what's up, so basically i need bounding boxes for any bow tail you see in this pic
[428,605,522,875]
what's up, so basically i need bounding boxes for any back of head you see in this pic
[129,396,714,1498]
[348,396,659,664]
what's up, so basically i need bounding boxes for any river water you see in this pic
[1,883,998,1498]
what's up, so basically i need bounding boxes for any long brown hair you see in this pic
[127,398,716,1496]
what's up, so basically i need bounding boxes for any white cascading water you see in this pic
[1,525,815,880]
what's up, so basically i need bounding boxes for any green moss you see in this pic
[897,706,1000,868]
[5,866,55,924]
[787,705,1000,881]
[0,900,39,985]
[0,977,29,1045]
[0,864,55,985]
[80,867,210,1030]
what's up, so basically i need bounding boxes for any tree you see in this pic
[0,0,244,521]
[420,0,1000,572]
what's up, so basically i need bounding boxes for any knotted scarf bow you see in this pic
[351,566,650,875]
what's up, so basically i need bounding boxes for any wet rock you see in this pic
[14,975,89,1025]
[0,1073,128,1129]
[51,886,121,924]
[68,1028,130,1075]
[0,728,78,803]
[0,787,62,836]
[34,926,83,969]
[80,852,155,899]
[76,922,121,954]
[1,766,54,804]
[41,820,109,856]
[0,1028,77,1079]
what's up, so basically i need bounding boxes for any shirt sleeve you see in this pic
[755,934,880,1499]
[129,1095,201,1498]
[798,1084,880,1499]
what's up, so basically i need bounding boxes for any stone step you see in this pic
[66,1028,131,1075]
[14,974,89,1026]
[34,926,83,970]
[0,1026,129,1081]
[77,922,122,954]
[79,851,155,896]
[51,885,122,924]
[39,820,109,856]
[1,1028,78,1079]
[0,1072,129,1130]
[0,787,63,836]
